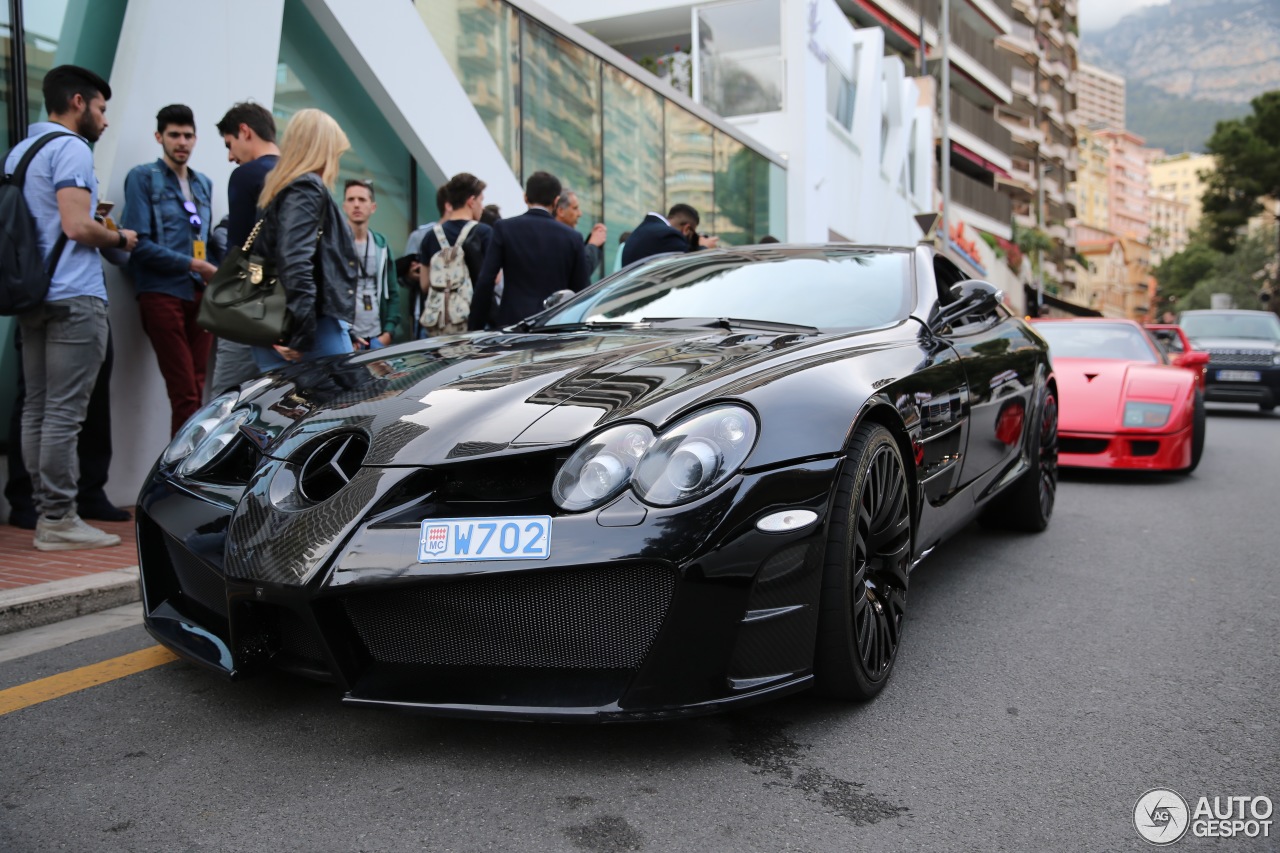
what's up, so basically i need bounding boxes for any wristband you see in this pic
[116,232,127,250]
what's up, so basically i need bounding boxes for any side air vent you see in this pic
[297,433,369,503]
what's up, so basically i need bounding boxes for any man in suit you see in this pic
[468,171,589,330]
[621,203,718,267]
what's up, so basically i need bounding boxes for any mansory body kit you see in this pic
[139,244,1058,721]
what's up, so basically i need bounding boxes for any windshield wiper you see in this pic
[525,320,651,332]
[645,317,820,335]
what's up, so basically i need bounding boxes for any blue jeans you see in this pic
[19,296,110,518]
[252,314,352,371]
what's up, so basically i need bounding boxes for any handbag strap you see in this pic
[242,217,265,253]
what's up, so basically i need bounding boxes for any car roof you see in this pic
[1180,309,1274,316]
[1030,317,1143,327]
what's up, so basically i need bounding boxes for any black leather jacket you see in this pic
[261,173,356,352]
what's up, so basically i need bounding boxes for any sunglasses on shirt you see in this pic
[183,200,202,229]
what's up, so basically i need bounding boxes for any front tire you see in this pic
[1180,392,1205,474]
[814,423,913,701]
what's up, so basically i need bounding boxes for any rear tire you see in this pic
[980,387,1058,532]
[814,423,912,701]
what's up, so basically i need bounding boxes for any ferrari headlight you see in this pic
[178,410,249,476]
[632,405,758,506]
[162,392,239,466]
[1123,401,1172,429]
[552,424,656,511]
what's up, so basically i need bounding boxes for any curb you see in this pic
[0,568,141,636]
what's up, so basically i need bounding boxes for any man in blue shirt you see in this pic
[123,104,216,436]
[4,65,137,551]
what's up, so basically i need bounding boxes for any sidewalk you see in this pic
[0,513,140,635]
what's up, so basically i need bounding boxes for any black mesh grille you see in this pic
[343,564,676,669]
[1060,437,1109,455]
[165,535,228,617]
[1207,349,1272,367]
[274,608,328,664]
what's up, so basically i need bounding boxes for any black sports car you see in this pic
[139,244,1058,721]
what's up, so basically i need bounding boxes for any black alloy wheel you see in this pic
[981,387,1058,532]
[815,422,913,701]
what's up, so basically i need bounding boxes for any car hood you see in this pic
[1054,357,1189,432]
[236,327,845,465]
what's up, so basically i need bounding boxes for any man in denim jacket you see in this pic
[122,104,217,436]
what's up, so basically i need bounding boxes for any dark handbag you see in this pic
[196,217,289,346]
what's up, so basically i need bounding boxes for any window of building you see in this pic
[522,19,602,250]
[603,65,664,274]
[416,0,520,178]
[21,0,125,126]
[665,103,714,225]
[695,0,782,118]
[826,55,855,131]
[275,0,413,243]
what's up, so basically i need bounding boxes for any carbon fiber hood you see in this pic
[234,328,817,466]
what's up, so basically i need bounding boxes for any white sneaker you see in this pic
[34,514,122,552]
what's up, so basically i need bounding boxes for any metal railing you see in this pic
[950,96,1013,155]
[950,168,1012,223]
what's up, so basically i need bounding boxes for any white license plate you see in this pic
[418,515,552,563]
[1217,370,1261,382]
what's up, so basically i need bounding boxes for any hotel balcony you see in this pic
[950,168,1013,237]
[950,96,1014,168]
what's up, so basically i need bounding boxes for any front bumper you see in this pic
[1203,365,1280,406]
[138,456,841,721]
[1058,423,1192,471]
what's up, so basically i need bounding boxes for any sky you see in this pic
[1078,0,1171,31]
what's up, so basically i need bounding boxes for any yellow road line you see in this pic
[0,645,179,716]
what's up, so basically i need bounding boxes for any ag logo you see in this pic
[1135,789,1190,845]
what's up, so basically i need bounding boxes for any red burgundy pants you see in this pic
[137,292,213,436]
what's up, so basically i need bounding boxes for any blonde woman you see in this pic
[253,108,357,369]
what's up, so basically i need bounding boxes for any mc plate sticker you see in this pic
[418,516,553,563]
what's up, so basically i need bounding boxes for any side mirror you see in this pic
[932,280,1002,331]
[542,289,575,311]
[1175,350,1210,369]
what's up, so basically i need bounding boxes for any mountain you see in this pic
[1081,0,1280,152]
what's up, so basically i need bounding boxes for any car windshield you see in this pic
[535,248,913,332]
[1180,312,1280,341]
[1037,322,1160,363]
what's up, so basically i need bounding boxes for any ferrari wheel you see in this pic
[1181,392,1205,474]
[815,423,912,701]
[981,387,1058,532]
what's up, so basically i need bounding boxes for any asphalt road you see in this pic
[2,404,1277,852]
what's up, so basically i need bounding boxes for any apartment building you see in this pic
[1096,128,1151,243]
[1149,151,1214,233]
[1076,61,1124,130]
[996,0,1081,310]
[1148,191,1190,266]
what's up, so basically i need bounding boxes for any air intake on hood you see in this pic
[297,433,369,503]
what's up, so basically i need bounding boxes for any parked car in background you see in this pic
[1145,323,1210,392]
[136,244,1059,721]
[1178,309,1280,412]
[1034,318,1204,473]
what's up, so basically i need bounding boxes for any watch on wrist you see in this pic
[116,232,127,250]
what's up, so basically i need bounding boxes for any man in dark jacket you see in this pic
[468,171,588,331]
[621,203,718,267]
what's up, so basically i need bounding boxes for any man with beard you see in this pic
[122,104,217,435]
[3,65,137,551]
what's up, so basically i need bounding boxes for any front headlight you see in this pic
[552,424,656,511]
[162,392,239,466]
[1272,353,1280,365]
[633,405,758,507]
[1123,401,1172,429]
[178,410,249,476]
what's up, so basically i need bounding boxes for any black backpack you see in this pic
[0,132,76,315]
